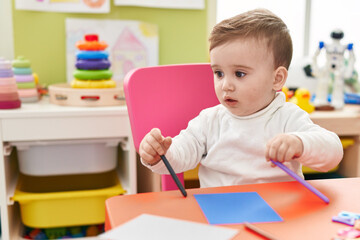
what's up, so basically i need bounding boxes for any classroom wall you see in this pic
[0,0,14,60]
[12,1,211,86]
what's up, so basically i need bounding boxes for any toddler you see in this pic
[139,8,343,187]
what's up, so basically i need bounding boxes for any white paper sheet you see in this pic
[66,18,158,84]
[15,0,109,13]
[114,0,204,9]
[98,214,239,240]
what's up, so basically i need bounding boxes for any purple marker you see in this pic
[270,159,329,204]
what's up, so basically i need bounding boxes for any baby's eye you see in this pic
[235,71,246,78]
[214,71,224,78]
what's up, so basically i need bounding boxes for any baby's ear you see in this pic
[273,66,288,91]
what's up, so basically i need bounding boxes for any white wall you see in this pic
[0,0,14,60]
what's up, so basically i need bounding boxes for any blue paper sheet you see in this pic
[194,192,282,225]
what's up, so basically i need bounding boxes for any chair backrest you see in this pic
[124,63,219,191]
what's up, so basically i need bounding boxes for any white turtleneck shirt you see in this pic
[144,92,343,188]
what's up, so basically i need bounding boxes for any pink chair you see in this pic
[124,63,219,191]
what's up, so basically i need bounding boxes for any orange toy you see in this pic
[76,34,108,51]
[76,41,108,51]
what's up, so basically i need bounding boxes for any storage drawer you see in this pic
[12,170,125,228]
[12,139,120,176]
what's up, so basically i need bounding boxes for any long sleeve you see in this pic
[145,109,209,174]
[283,105,343,172]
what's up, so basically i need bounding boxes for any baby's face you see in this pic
[210,38,278,116]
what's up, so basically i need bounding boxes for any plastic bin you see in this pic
[12,139,120,176]
[12,170,125,228]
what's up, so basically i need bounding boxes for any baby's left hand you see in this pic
[265,134,304,165]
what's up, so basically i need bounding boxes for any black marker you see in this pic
[160,155,187,197]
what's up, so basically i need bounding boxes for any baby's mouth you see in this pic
[224,97,236,102]
[224,97,238,105]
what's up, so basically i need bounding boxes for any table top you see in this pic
[309,105,360,135]
[0,96,127,118]
[105,177,360,240]
[309,104,360,119]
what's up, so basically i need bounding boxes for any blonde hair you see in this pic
[209,8,293,69]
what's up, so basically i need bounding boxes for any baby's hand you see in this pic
[265,134,303,165]
[139,128,172,166]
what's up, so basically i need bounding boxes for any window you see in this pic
[216,0,360,90]
[216,0,306,60]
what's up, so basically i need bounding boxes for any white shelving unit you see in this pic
[0,97,137,240]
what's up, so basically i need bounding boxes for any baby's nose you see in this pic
[222,78,235,91]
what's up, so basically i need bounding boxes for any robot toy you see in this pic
[312,29,356,110]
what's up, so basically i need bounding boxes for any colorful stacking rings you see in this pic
[76,40,108,51]
[13,67,33,75]
[70,34,116,90]
[0,85,18,93]
[0,57,21,109]
[0,69,14,78]
[18,88,38,98]
[71,79,116,88]
[14,74,34,83]
[76,51,109,60]
[17,81,36,89]
[73,69,112,80]
[0,77,16,85]
[12,56,39,103]
[0,92,20,101]
[75,59,111,70]
[0,100,21,109]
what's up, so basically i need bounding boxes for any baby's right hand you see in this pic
[139,128,172,166]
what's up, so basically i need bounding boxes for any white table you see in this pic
[0,97,136,240]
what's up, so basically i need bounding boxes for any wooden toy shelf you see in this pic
[310,104,360,177]
[0,97,136,240]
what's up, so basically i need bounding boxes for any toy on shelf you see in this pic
[345,92,360,104]
[49,34,125,107]
[23,224,104,239]
[0,57,21,109]
[289,88,315,113]
[282,86,290,101]
[72,34,116,89]
[12,56,40,103]
[312,29,356,110]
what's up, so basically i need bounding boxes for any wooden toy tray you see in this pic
[48,83,125,107]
